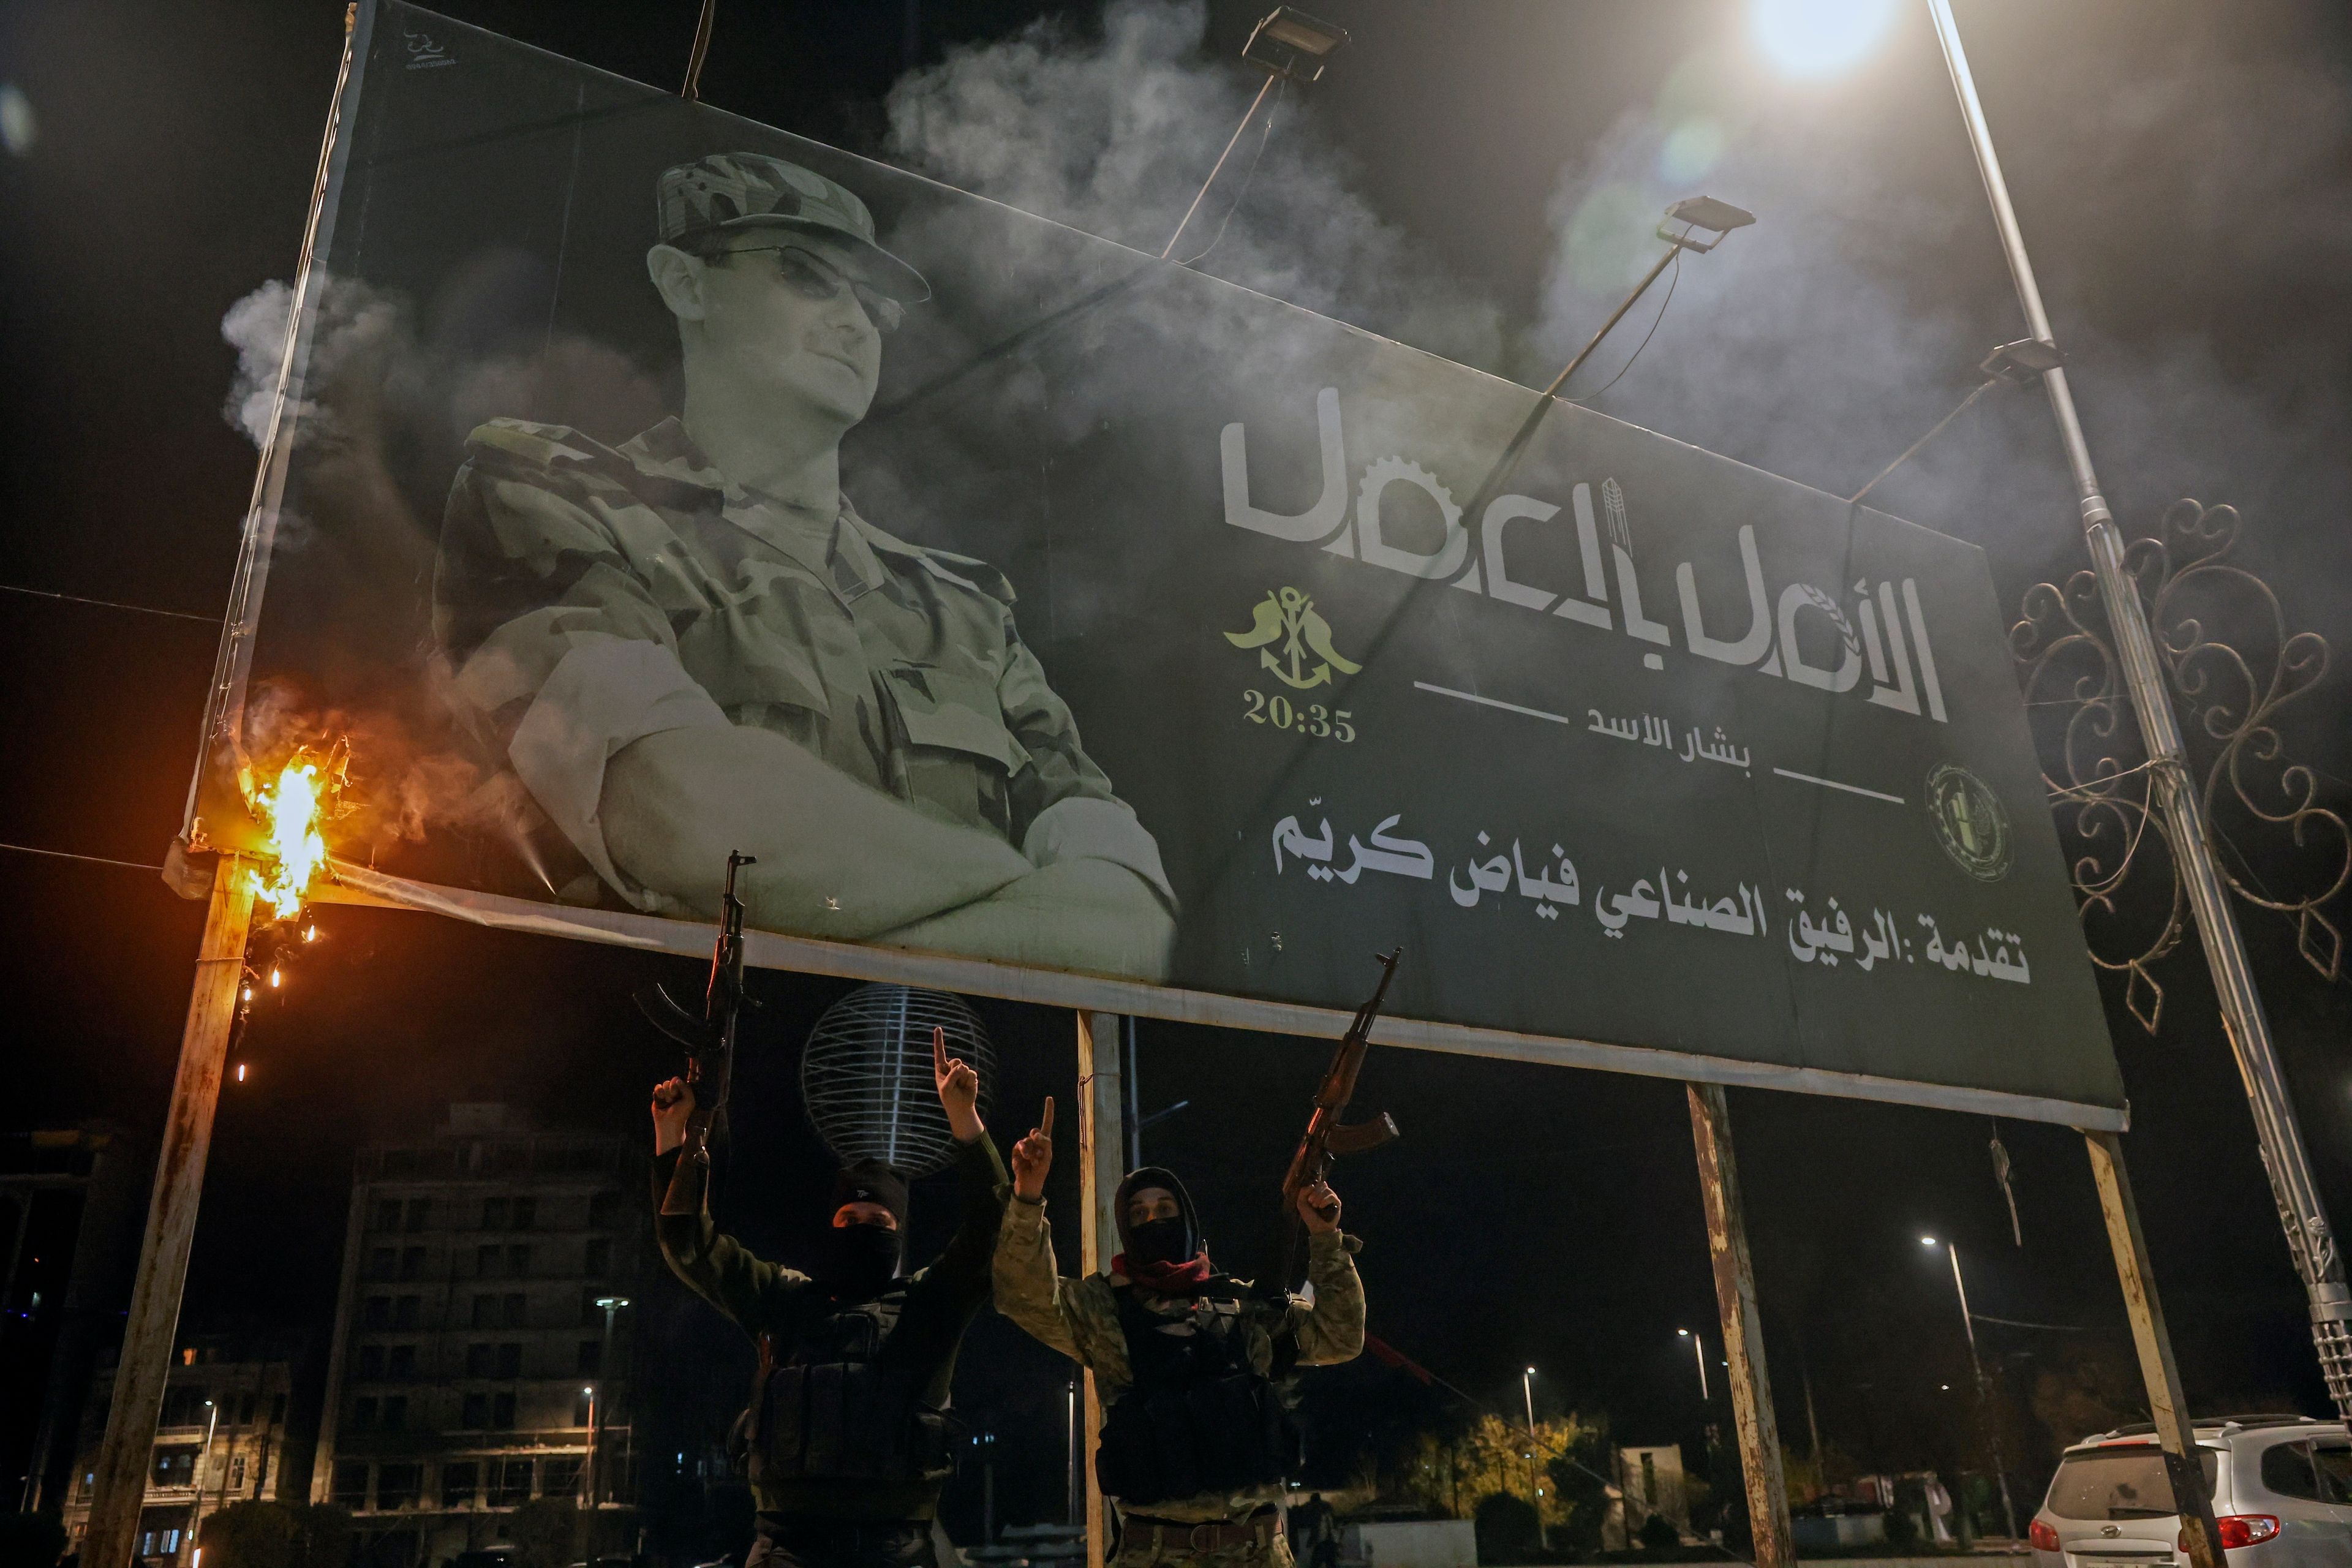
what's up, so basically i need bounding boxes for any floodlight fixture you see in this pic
[1164,7,1352,259]
[1849,337,2067,506]
[1243,7,1351,83]
[1658,195,1757,253]
[1531,194,1757,405]
[1980,336,2063,386]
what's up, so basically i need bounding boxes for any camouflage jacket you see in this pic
[432,415,1169,910]
[993,1195,1365,1521]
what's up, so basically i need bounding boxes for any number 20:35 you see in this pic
[1242,690,1355,741]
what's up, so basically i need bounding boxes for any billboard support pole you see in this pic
[1076,1011,1125,1568]
[1684,1084,1793,1568]
[81,856,255,1568]
[2083,1132,2224,1568]
[1928,0,2352,1414]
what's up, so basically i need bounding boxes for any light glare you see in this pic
[1751,0,1898,78]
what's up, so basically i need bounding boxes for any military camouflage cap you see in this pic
[658,152,930,304]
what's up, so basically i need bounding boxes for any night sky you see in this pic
[4,0,2351,1538]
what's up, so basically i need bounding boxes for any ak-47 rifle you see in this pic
[1277,947,1401,1289]
[641,851,756,1217]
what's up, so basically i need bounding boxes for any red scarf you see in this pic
[1113,1252,1213,1294]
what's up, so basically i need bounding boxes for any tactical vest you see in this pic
[739,1285,954,1488]
[1093,1281,1302,1507]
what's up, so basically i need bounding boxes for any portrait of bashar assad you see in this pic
[430,152,1176,981]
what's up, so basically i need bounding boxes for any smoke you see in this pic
[222,276,412,449]
[882,0,1505,371]
[1521,25,2352,623]
[217,264,666,892]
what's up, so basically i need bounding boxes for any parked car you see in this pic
[2030,1416,2352,1568]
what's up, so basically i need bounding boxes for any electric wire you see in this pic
[1175,79,1286,268]
[0,582,220,624]
[1161,72,1278,260]
[1567,247,1681,405]
[0,842,167,873]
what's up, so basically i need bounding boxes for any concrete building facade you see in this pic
[61,1333,303,1566]
[311,1104,652,1568]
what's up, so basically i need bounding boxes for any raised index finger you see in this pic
[932,1025,948,1072]
[1038,1096,1056,1139]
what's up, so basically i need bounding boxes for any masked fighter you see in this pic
[992,1097,1364,1568]
[650,1028,1006,1568]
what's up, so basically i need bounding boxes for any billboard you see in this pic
[195,0,2125,1126]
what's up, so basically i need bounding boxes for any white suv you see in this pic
[2031,1418,2352,1568]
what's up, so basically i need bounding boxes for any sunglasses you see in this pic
[708,243,904,333]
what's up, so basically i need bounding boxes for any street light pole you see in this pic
[1521,1367,1542,1511]
[1678,1329,1708,1401]
[590,1295,630,1517]
[581,1386,597,1508]
[1923,1239,2017,1540]
[1923,0,2352,1417]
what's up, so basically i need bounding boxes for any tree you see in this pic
[1545,1416,1616,1558]
[1405,1414,1591,1534]
[197,1502,351,1568]
[0,1513,69,1568]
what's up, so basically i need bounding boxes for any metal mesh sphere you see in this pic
[801,985,995,1178]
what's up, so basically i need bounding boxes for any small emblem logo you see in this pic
[1225,586,1361,691]
[2101,1527,2122,1539]
[404,29,455,69]
[1926,762,2012,881]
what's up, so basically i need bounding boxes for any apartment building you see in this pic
[61,1332,303,1566]
[312,1104,652,1568]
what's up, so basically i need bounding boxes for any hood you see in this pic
[1114,1164,1204,1265]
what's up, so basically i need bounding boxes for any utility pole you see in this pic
[1686,1085,1794,1568]
[82,857,256,1568]
[1923,1238,2017,1540]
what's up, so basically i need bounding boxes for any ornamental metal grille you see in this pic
[801,984,996,1177]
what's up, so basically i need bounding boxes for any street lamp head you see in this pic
[1678,1328,1691,1336]
[1242,6,1349,83]
[1659,195,1757,254]
[1920,1235,1938,1246]
[1526,1366,1538,1377]
[595,1295,631,1309]
[1749,0,1899,79]
[1980,337,2064,386]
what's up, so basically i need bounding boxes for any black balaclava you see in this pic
[821,1160,909,1295]
[1114,1165,1204,1268]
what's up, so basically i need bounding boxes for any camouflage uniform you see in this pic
[429,151,1169,916]
[432,415,1172,911]
[993,1191,1365,1568]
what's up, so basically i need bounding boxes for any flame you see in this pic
[251,749,340,919]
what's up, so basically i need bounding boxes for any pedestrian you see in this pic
[649,1027,1008,1568]
[992,1096,1365,1568]
[1293,1493,1338,1568]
